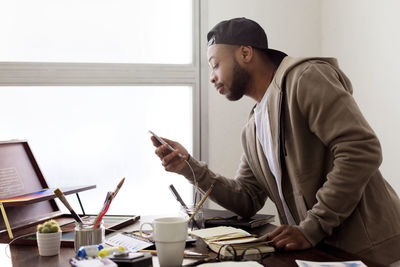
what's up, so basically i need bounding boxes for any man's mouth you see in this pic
[216,84,224,94]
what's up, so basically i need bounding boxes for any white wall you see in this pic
[203,0,400,217]
[204,0,322,216]
[321,0,400,194]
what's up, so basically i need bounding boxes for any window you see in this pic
[0,0,192,64]
[0,0,203,216]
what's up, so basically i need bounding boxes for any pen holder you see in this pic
[74,220,105,251]
[181,205,204,229]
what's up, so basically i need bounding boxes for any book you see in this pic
[190,226,274,256]
[0,140,97,240]
[202,209,275,229]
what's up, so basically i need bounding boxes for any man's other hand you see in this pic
[267,225,312,251]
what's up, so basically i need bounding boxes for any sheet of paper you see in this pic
[198,261,263,266]
[0,167,25,199]
[0,244,13,267]
[189,226,250,240]
[295,260,367,267]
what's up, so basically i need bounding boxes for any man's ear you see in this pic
[239,46,253,63]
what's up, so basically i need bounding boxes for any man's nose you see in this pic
[209,70,217,84]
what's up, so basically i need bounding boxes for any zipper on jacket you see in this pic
[280,78,287,158]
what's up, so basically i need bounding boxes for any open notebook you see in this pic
[190,226,274,256]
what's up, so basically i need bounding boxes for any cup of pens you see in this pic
[74,220,105,251]
[54,178,126,251]
[53,188,104,251]
[181,205,204,229]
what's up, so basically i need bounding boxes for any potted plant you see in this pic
[36,219,62,256]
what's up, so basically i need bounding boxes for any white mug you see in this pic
[140,217,188,267]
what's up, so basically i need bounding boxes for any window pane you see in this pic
[0,0,192,64]
[0,86,193,216]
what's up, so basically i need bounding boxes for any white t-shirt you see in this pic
[254,88,296,225]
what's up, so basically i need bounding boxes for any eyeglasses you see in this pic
[182,244,272,267]
[216,244,272,263]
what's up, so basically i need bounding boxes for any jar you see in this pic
[74,220,104,252]
[180,205,204,229]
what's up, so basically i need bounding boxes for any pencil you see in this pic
[54,188,83,223]
[188,183,215,223]
[139,249,209,258]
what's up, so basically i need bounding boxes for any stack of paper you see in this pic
[190,226,274,256]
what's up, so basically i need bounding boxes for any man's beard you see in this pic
[227,60,251,101]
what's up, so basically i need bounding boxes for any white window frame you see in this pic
[0,0,210,201]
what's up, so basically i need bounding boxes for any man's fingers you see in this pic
[271,228,292,248]
[164,157,185,172]
[150,136,161,147]
[274,237,292,250]
[160,137,175,145]
[267,225,286,240]
[150,135,188,174]
[272,234,301,251]
[155,143,172,158]
[162,150,182,165]
[285,242,299,250]
[268,225,312,251]
[165,162,180,172]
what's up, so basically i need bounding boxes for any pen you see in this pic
[188,183,215,223]
[93,192,112,227]
[138,249,209,258]
[93,195,113,228]
[104,191,112,204]
[169,184,189,212]
[169,184,200,229]
[54,188,83,223]
[93,177,125,228]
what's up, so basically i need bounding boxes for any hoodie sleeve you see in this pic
[180,150,268,218]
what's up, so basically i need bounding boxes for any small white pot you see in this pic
[36,231,61,256]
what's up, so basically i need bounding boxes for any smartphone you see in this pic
[108,252,149,263]
[148,130,183,158]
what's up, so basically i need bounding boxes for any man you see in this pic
[151,18,400,265]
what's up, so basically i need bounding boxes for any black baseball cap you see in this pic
[207,17,287,66]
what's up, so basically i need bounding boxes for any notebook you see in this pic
[190,226,274,256]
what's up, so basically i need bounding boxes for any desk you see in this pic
[2,216,387,267]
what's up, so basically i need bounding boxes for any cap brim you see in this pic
[266,48,287,66]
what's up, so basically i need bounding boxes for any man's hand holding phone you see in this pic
[149,131,189,174]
